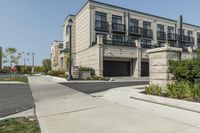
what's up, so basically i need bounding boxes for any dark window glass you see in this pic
[157,24,164,32]
[141,39,151,48]
[112,15,122,24]
[178,28,185,35]
[112,35,124,44]
[96,12,107,22]
[143,21,151,30]
[130,19,138,27]
[188,30,193,37]
[168,26,174,34]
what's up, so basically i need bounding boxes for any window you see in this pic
[96,12,107,22]
[188,30,193,37]
[141,39,151,48]
[157,41,165,47]
[112,15,122,24]
[178,28,185,35]
[168,26,174,34]
[66,25,69,36]
[143,21,151,30]
[112,35,124,44]
[130,19,138,27]
[157,24,164,32]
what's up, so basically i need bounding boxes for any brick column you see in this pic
[147,46,182,88]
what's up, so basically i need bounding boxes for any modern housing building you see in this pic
[62,0,200,77]
[50,41,67,71]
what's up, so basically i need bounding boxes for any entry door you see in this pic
[141,62,149,77]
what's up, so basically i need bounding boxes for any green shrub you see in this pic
[47,70,65,77]
[191,83,200,100]
[79,66,95,76]
[145,85,163,96]
[166,81,192,99]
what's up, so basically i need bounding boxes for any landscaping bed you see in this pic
[0,76,28,83]
[0,117,40,133]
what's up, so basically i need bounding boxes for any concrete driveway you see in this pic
[61,81,148,94]
[29,76,200,133]
[0,83,34,118]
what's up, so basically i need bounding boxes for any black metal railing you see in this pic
[129,26,143,36]
[157,31,166,40]
[103,39,136,47]
[112,23,126,33]
[180,35,194,44]
[142,29,153,39]
[168,33,178,41]
[95,20,109,31]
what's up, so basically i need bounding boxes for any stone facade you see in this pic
[147,46,182,87]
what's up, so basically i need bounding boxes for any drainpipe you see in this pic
[178,15,183,60]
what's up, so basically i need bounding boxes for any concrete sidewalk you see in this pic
[28,76,200,133]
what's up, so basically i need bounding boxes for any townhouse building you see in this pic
[50,41,66,71]
[63,0,200,77]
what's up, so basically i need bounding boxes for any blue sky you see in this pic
[0,0,199,66]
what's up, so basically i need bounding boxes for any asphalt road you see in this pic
[0,84,34,118]
[61,81,149,94]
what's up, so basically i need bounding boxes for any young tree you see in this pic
[3,48,21,69]
[42,58,51,72]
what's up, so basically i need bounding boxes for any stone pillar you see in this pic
[152,20,157,47]
[96,35,104,77]
[146,46,182,87]
[133,39,142,77]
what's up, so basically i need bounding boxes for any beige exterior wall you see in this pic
[61,0,200,77]
[51,41,63,71]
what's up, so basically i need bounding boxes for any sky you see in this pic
[0,0,200,66]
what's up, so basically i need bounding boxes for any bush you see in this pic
[79,66,95,76]
[166,81,192,99]
[145,85,163,96]
[47,70,66,78]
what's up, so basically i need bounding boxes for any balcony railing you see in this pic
[181,35,194,44]
[157,31,166,40]
[143,29,153,39]
[103,39,136,47]
[112,23,126,33]
[129,26,143,36]
[168,33,178,41]
[95,20,109,32]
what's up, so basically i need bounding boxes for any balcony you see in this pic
[112,23,126,33]
[168,33,178,41]
[142,29,153,39]
[95,20,109,32]
[157,31,166,40]
[129,26,143,36]
[181,35,194,44]
[103,39,136,47]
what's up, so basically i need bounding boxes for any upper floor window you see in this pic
[188,30,193,37]
[143,21,151,30]
[130,19,138,27]
[112,35,124,43]
[197,32,200,38]
[157,24,164,32]
[96,12,107,22]
[178,28,185,35]
[112,15,122,24]
[168,26,174,34]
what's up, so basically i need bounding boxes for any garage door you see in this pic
[103,61,130,77]
[141,62,149,77]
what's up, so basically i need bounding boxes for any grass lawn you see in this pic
[0,76,28,83]
[0,117,40,133]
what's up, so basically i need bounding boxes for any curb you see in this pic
[130,92,200,113]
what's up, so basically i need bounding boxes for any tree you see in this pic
[42,58,51,73]
[3,48,21,69]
